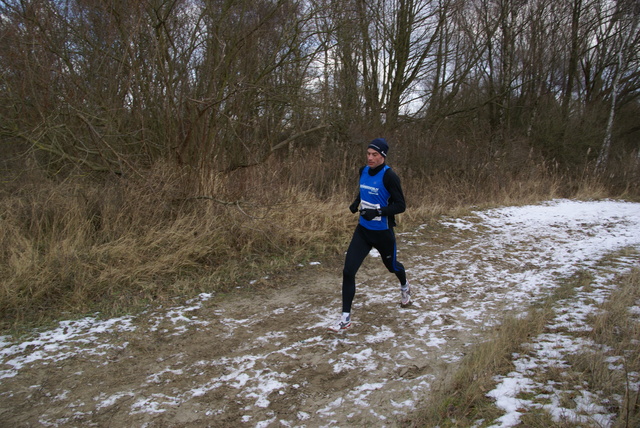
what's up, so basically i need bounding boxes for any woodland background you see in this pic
[1,0,639,327]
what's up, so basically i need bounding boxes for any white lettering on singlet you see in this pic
[360,184,379,195]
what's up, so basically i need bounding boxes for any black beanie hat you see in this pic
[368,138,389,157]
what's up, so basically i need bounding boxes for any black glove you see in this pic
[349,200,359,214]
[359,208,380,221]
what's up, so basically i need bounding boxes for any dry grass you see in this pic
[407,260,640,427]
[401,158,591,224]
[0,154,631,331]
[0,161,356,330]
[406,299,557,426]
[586,268,640,427]
[515,266,640,428]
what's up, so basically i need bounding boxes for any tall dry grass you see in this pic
[0,159,355,329]
[0,152,630,331]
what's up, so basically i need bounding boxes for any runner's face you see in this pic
[366,149,385,168]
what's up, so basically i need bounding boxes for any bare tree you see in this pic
[596,0,640,172]
[1,0,638,182]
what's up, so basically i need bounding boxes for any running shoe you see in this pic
[327,317,352,332]
[401,283,411,307]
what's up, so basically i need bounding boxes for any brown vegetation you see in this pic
[1,0,638,329]
[0,151,628,331]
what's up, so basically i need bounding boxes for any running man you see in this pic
[329,138,410,332]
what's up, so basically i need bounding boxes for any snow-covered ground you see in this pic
[0,199,639,427]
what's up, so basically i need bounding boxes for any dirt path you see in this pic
[1,200,639,427]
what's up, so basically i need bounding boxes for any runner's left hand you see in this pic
[359,209,379,220]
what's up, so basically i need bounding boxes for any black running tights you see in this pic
[342,225,406,313]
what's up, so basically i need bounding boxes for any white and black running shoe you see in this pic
[328,317,352,332]
[400,283,411,307]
